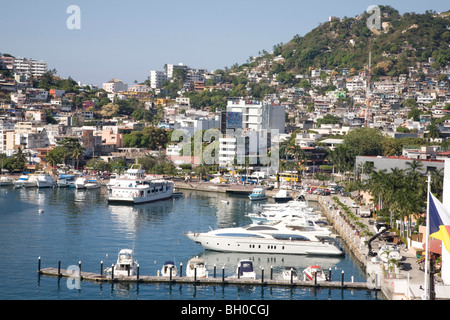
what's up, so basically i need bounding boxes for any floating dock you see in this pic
[38,265,373,291]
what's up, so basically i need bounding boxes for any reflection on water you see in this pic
[200,251,343,280]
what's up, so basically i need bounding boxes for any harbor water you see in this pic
[0,186,380,300]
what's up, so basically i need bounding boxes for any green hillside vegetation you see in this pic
[252,6,450,81]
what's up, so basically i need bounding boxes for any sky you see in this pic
[1,0,449,87]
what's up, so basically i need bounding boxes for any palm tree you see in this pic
[71,143,86,170]
[426,122,440,141]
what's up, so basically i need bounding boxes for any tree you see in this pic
[426,122,440,141]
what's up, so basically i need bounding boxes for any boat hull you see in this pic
[273,197,292,203]
[185,233,344,256]
[108,191,173,204]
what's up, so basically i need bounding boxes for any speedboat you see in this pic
[185,222,343,256]
[105,249,138,277]
[248,187,268,201]
[161,261,178,277]
[107,164,173,204]
[377,243,402,263]
[13,173,37,188]
[273,189,292,203]
[36,172,55,188]
[57,174,76,188]
[0,176,13,186]
[75,176,87,189]
[302,265,327,282]
[186,256,208,278]
[235,260,256,279]
[85,179,101,189]
[282,267,298,281]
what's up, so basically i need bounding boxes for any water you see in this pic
[0,186,380,300]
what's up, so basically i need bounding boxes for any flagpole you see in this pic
[423,173,431,300]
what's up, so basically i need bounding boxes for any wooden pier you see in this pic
[38,266,373,291]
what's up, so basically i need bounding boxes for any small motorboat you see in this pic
[282,267,298,281]
[105,249,138,277]
[0,176,13,186]
[85,179,101,189]
[302,265,327,282]
[75,176,87,189]
[248,187,268,201]
[13,173,36,188]
[36,172,55,188]
[173,192,183,198]
[377,243,402,263]
[186,256,208,278]
[235,260,256,279]
[161,261,178,277]
[273,189,292,203]
[57,174,76,188]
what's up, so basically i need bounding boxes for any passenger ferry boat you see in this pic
[107,164,174,204]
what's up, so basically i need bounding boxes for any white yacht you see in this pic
[0,176,13,186]
[185,222,343,256]
[248,187,268,201]
[235,260,256,279]
[161,261,178,277]
[85,179,101,189]
[13,173,37,188]
[186,256,208,278]
[36,172,55,188]
[75,176,88,189]
[105,249,138,277]
[273,189,293,203]
[57,174,76,188]
[107,164,173,204]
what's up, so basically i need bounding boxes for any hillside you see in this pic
[245,6,450,79]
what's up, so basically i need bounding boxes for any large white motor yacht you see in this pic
[107,164,173,204]
[185,222,343,256]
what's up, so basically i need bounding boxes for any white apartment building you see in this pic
[218,137,237,165]
[13,58,47,77]
[226,99,285,133]
[128,84,150,92]
[166,63,189,79]
[102,79,128,93]
[149,70,167,89]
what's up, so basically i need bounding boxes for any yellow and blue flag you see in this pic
[428,192,450,254]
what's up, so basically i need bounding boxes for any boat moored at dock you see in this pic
[105,249,138,277]
[107,164,173,204]
[185,221,343,256]
[248,187,268,201]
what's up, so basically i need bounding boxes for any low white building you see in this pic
[102,79,128,93]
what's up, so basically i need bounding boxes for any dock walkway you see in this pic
[38,266,370,290]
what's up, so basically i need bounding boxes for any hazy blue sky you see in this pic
[1,1,448,86]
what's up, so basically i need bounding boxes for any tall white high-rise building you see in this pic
[166,63,189,79]
[149,70,167,89]
[226,99,285,133]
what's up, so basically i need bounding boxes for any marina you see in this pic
[0,182,379,300]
